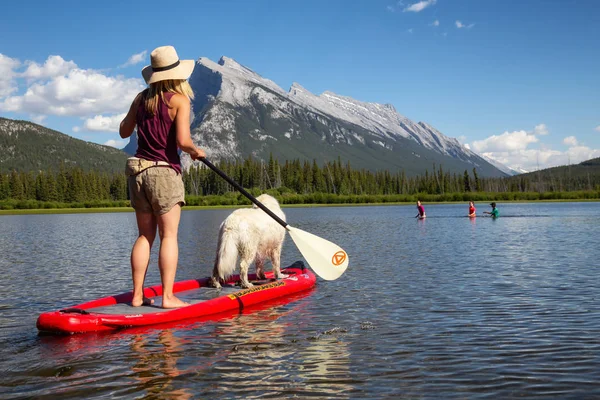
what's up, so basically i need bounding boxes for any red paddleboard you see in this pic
[37,261,315,334]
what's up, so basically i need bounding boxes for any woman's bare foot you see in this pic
[132,296,154,307]
[161,295,189,309]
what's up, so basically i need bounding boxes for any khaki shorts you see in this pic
[128,167,185,215]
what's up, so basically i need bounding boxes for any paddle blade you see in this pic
[287,226,348,280]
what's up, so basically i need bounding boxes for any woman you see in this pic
[468,201,476,217]
[415,200,426,219]
[119,45,206,308]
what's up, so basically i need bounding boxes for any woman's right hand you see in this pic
[190,148,206,160]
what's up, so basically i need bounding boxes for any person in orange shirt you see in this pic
[468,201,476,217]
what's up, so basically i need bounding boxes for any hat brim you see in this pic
[142,59,195,84]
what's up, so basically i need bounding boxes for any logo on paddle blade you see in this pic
[331,251,347,266]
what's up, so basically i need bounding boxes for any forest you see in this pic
[1,155,599,210]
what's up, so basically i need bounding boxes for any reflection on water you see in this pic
[1,203,600,398]
[129,330,193,400]
[299,329,352,397]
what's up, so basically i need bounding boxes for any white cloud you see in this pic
[595,125,600,132]
[430,20,440,27]
[0,53,20,97]
[565,145,600,164]
[404,0,436,13]
[532,123,548,135]
[561,137,600,165]
[21,55,77,80]
[120,50,147,68]
[455,20,475,29]
[75,113,126,132]
[563,136,578,146]
[471,129,539,153]
[470,125,600,171]
[482,149,563,172]
[408,28,414,34]
[104,139,128,148]
[0,68,144,116]
[31,115,47,124]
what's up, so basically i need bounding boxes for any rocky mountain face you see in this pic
[130,56,506,177]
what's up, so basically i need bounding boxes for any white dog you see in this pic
[210,194,287,289]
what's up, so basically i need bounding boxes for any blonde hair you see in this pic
[144,79,194,115]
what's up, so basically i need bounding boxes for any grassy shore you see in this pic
[1,197,598,215]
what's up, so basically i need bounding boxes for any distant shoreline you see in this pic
[1,198,598,216]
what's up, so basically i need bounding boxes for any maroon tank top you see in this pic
[135,89,181,173]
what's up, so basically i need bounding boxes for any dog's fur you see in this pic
[210,194,286,289]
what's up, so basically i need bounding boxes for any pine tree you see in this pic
[472,168,481,192]
[110,174,128,201]
[463,170,471,192]
[45,172,59,201]
[303,161,313,194]
[268,153,276,189]
[0,173,8,200]
[23,171,36,200]
[56,163,69,202]
[35,173,48,201]
[312,160,326,193]
[9,170,24,200]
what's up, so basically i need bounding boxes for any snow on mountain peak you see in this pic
[289,82,308,93]
[288,86,368,127]
[383,103,396,112]
[218,56,262,79]
[481,154,523,175]
[192,56,489,162]
[318,90,413,139]
[198,56,285,97]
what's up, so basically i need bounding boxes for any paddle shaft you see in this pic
[200,158,289,229]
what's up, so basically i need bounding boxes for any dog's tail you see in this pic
[213,226,238,281]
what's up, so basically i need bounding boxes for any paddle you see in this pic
[200,158,349,281]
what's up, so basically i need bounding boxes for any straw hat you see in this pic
[141,46,195,84]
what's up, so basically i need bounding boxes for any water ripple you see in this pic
[1,203,600,398]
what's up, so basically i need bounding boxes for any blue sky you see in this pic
[0,0,598,171]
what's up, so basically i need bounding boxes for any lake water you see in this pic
[1,202,599,399]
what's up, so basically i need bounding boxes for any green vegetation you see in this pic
[1,154,599,212]
[0,117,128,173]
[506,157,600,192]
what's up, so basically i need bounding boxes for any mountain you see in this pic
[580,157,600,167]
[481,154,523,176]
[504,156,600,191]
[121,131,138,156]
[0,117,128,173]
[165,56,506,177]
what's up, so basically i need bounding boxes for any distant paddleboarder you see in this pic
[415,200,426,219]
